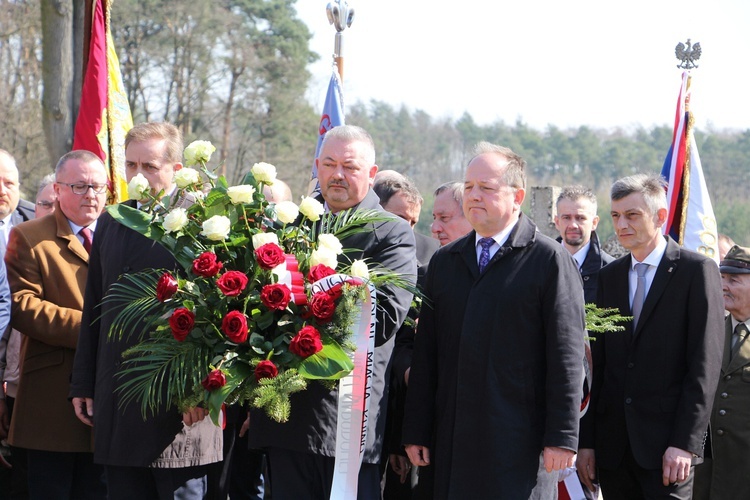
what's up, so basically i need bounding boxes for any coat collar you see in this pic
[54,208,88,263]
[453,213,537,279]
[724,315,750,373]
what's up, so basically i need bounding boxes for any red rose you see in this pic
[326,283,343,301]
[156,272,178,302]
[289,326,323,358]
[169,308,195,341]
[255,243,285,270]
[192,252,223,277]
[216,271,249,297]
[255,360,278,381]
[221,310,249,343]
[307,264,336,283]
[310,292,336,323]
[201,369,227,391]
[260,284,291,311]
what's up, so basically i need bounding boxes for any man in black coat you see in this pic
[247,125,416,499]
[576,173,724,499]
[403,142,586,499]
[70,123,222,499]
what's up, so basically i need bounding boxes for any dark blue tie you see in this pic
[478,237,494,273]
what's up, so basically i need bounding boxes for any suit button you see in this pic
[123,266,131,272]
[721,392,729,399]
[625,397,632,404]
[583,276,590,281]
[719,409,727,416]
[717,429,725,436]
[627,362,634,369]
[725,375,732,380]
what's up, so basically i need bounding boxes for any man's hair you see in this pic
[557,185,598,212]
[320,125,376,166]
[36,173,56,199]
[471,141,526,190]
[611,173,667,215]
[124,122,183,164]
[433,181,465,216]
[0,149,16,169]
[54,150,105,176]
[373,172,423,208]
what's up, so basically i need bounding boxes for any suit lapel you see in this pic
[55,210,88,263]
[633,239,678,339]
[459,231,480,280]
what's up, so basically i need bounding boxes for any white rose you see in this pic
[252,232,279,249]
[298,196,324,221]
[318,233,343,255]
[275,201,299,224]
[127,173,150,200]
[251,162,277,185]
[174,167,201,188]
[350,259,369,279]
[183,140,216,167]
[162,207,189,233]
[201,215,231,241]
[227,185,256,204]
[310,247,338,269]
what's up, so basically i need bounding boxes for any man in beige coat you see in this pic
[6,150,108,499]
[694,244,750,499]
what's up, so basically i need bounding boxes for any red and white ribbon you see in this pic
[276,254,308,306]
[311,274,376,500]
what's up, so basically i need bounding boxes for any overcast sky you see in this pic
[296,0,749,131]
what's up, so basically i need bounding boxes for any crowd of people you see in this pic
[0,121,745,500]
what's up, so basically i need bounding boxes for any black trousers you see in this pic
[105,464,211,500]
[598,445,694,500]
[26,449,105,500]
[266,447,381,500]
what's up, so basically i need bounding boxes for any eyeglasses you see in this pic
[36,200,55,208]
[56,182,108,195]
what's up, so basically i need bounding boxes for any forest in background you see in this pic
[1,0,748,243]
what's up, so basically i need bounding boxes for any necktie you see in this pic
[731,323,749,360]
[478,237,494,273]
[632,263,649,327]
[79,227,93,254]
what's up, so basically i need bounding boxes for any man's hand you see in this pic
[390,454,411,484]
[543,446,574,473]
[72,397,94,427]
[238,413,250,438]
[182,407,209,426]
[576,448,597,492]
[0,399,8,439]
[405,444,430,467]
[662,446,692,486]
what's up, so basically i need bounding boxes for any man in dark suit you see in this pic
[403,142,586,499]
[554,185,614,304]
[694,245,750,499]
[70,123,222,499]
[247,125,416,499]
[576,173,724,499]
[0,148,35,500]
[6,150,108,499]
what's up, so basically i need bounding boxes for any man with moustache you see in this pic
[576,173,724,499]
[430,181,473,247]
[693,245,750,499]
[70,123,222,499]
[6,151,108,499]
[248,125,416,499]
[403,142,585,498]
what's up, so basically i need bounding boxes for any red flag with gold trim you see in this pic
[73,0,132,203]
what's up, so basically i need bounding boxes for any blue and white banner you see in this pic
[310,69,345,194]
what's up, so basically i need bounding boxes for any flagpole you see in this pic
[326,0,355,82]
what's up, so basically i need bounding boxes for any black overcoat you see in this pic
[403,213,585,499]
[248,189,417,463]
